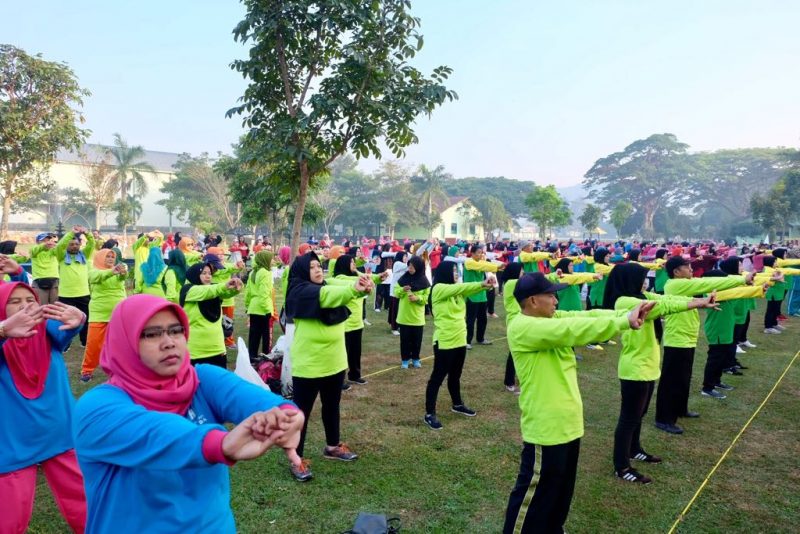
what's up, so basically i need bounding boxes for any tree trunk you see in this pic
[642,200,657,239]
[95,203,102,231]
[290,161,311,258]
[1,192,11,240]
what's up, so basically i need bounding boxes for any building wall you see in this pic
[9,160,176,229]
[435,203,484,241]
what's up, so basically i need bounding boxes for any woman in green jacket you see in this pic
[164,249,187,303]
[424,260,493,430]
[179,262,242,368]
[285,252,373,481]
[80,249,128,382]
[396,256,431,369]
[136,246,167,297]
[246,251,275,361]
[603,263,716,484]
[333,254,386,386]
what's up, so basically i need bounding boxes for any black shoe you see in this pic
[735,362,749,370]
[723,368,744,376]
[701,389,726,399]
[350,377,368,385]
[715,382,735,391]
[654,421,684,435]
[616,468,652,484]
[451,404,477,417]
[424,414,443,430]
[682,411,700,418]
[341,382,352,391]
[631,451,663,463]
[477,340,493,345]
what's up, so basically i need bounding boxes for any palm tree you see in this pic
[411,164,451,237]
[108,133,156,239]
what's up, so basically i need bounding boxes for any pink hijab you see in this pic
[278,245,291,266]
[100,294,198,414]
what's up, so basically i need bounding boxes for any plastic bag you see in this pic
[233,337,271,391]
[276,327,294,397]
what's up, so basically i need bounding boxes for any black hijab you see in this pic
[628,248,642,262]
[602,263,648,309]
[394,251,407,263]
[0,240,17,254]
[703,269,728,278]
[655,248,668,260]
[179,262,221,323]
[500,262,524,288]
[554,258,572,273]
[772,248,787,260]
[285,252,349,325]
[333,254,356,277]
[719,257,741,276]
[397,256,430,291]
[594,247,609,264]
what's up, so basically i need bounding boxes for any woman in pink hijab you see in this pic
[0,282,88,533]
[73,295,304,533]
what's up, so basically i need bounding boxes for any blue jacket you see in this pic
[1,320,78,473]
[74,364,295,533]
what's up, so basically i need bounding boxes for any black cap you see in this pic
[514,272,568,302]
[665,256,690,278]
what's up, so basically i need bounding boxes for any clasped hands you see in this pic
[222,407,305,467]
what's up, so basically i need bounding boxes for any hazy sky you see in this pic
[3,0,799,186]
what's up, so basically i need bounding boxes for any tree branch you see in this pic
[276,32,297,117]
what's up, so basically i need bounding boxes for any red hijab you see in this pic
[100,294,198,414]
[0,283,52,399]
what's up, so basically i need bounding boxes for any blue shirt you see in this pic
[0,320,78,473]
[73,364,295,534]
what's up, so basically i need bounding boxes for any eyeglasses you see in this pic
[140,324,185,341]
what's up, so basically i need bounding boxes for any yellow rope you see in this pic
[667,350,800,533]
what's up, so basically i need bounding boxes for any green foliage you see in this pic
[444,176,531,217]
[750,169,800,239]
[609,200,634,238]
[578,203,603,238]
[108,133,156,231]
[0,44,90,237]
[411,164,451,235]
[159,153,243,234]
[469,196,512,240]
[525,185,571,239]
[227,0,456,253]
[583,133,693,238]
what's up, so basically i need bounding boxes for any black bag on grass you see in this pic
[343,513,400,534]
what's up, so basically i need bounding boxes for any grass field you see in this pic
[28,295,800,533]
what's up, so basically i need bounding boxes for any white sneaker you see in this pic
[585,344,604,351]
[735,345,746,354]
[764,328,781,334]
[774,324,786,331]
[391,330,400,336]
[741,340,757,348]
[604,339,617,346]
[363,319,372,326]
[374,308,381,313]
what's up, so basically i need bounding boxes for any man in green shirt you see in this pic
[30,232,60,304]
[504,272,653,534]
[56,226,96,346]
[463,245,503,348]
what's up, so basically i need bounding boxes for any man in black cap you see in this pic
[503,273,654,534]
[656,256,752,433]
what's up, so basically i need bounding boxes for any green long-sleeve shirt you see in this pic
[704,285,765,345]
[334,274,382,331]
[56,232,95,297]
[615,293,690,381]
[183,283,240,359]
[30,243,59,280]
[246,268,274,316]
[508,309,631,445]
[431,282,485,349]
[395,283,430,326]
[463,259,499,303]
[663,276,745,348]
[88,269,127,322]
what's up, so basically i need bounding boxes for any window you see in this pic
[450,222,458,234]
[469,224,476,235]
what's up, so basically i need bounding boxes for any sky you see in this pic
[3,0,799,187]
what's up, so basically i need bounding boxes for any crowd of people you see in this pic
[1,227,798,533]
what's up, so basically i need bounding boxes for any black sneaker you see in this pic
[451,404,477,417]
[682,411,700,418]
[723,368,743,376]
[701,389,726,399]
[631,451,663,463]
[424,414,443,430]
[350,378,368,385]
[735,362,749,370]
[654,421,684,435]
[341,382,352,391]
[615,468,652,484]
[715,382,735,391]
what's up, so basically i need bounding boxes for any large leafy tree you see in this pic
[469,196,512,241]
[444,176,532,218]
[578,203,603,239]
[525,185,572,239]
[609,200,634,238]
[159,153,242,234]
[411,164,451,237]
[108,133,156,238]
[750,169,800,240]
[227,0,456,255]
[583,133,693,238]
[0,45,90,238]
